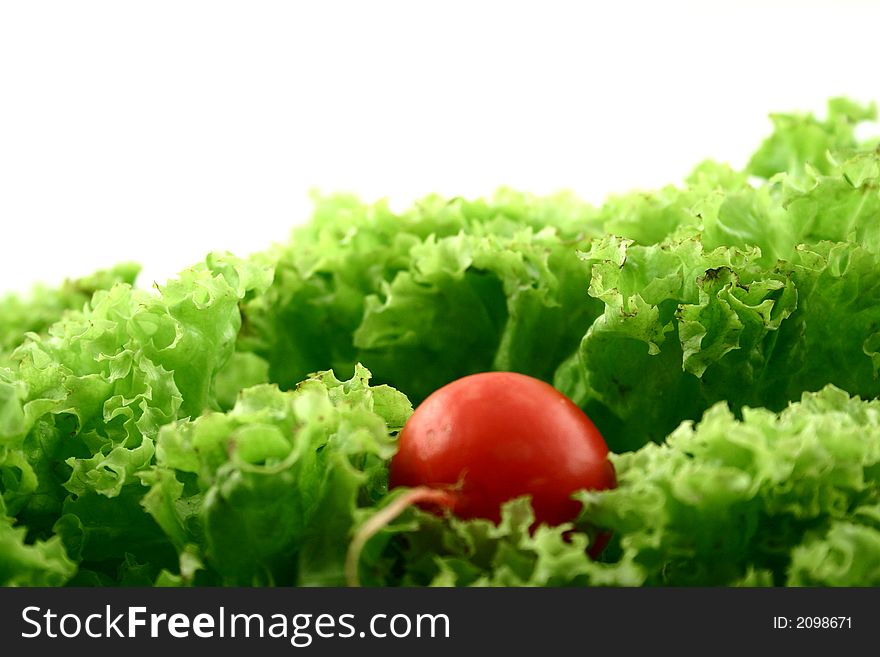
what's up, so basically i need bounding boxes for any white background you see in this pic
[1,0,879,294]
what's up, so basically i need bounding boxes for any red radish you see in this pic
[346,372,616,586]
[391,371,616,523]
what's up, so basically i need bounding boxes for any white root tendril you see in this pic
[345,487,455,587]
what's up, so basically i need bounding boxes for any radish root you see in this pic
[345,487,455,587]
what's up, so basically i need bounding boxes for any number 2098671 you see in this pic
[773,616,852,630]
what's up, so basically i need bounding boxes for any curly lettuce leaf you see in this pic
[0,512,75,586]
[776,148,880,254]
[577,386,880,586]
[239,191,601,404]
[0,263,140,364]
[354,495,641,587]
[0,253,271,581]
[554,234,797,450]
[141,364,412,586]
[788,519,880,586]
[747,97,877,179]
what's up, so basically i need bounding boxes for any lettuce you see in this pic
[238,191,602,404]
[747,97,877,179]
[788,518,880,586]
[1,253,271,584]
[3,97,880,586]
[0,263,140,365]
[550,103,880,451]
[553,233,880,451]
[0,512,75,586]
[141,365,410,586]
[573,386,880,586]
[346,385,880,587]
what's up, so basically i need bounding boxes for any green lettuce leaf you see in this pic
[0,512,75,586]
[787,518,880,586]
[747,97,877,179]
[555,233,797,450]
[239,191,601,404]
[354,495,641,587]
[577,385,880,586]
[141,364,411,585]
[1,253,271,580]
[0,263,140,364]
